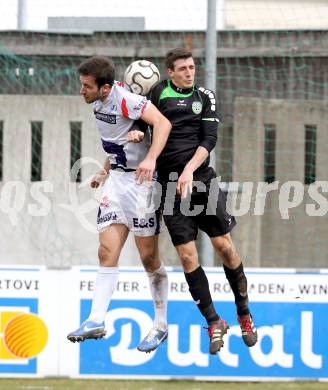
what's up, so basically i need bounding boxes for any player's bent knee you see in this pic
[176,244,199,272]
[98,243,118,266]
[215,239,235,261]
[140,253,158,272]
[179,252,199,272]
[180,257,196,272]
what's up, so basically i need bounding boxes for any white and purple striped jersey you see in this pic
[93,81,151,170]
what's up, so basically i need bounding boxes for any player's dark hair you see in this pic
[78,56,115,87]
[165,48,193,70]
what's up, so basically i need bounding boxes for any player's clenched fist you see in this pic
[90,168,108,188]
[126,130,145,143]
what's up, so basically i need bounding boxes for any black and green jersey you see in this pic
[151,79,219,180]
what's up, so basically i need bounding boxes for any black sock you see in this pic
[224,263,250,316]
[184,266,219,325]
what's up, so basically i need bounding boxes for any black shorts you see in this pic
[159,167,236,246]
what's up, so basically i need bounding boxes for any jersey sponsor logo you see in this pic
[133,98,148,112]
[192,101,202,114]
[100,196,110,208]
[177,99,187,107]
[94,111,117,124]
[97,211,118,224]
[141,102,148,114]
[132,217,155,228]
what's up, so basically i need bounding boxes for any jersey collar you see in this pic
[168,80,194,94]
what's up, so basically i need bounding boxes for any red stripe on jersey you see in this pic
[116,81,124,87]
[121,98,129,118]
[141,101,148,115]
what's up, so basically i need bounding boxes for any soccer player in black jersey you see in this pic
[151,48,258,353]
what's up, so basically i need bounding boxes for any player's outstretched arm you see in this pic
[136,103,171,183]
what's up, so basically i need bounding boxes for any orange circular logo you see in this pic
[4,313,48,359]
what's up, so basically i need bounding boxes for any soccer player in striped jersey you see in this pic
[67,56,171,353]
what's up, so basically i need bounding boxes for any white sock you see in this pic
[87,266,119,324]
[147,264,168,330]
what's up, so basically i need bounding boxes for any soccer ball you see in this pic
[124,60,160,95]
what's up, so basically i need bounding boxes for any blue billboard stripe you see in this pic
[0,268,40,272]
[78,300,328,378]
[0,297,38,313]
[0,358,37,374]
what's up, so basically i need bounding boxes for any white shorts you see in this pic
[97,169,161,236]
